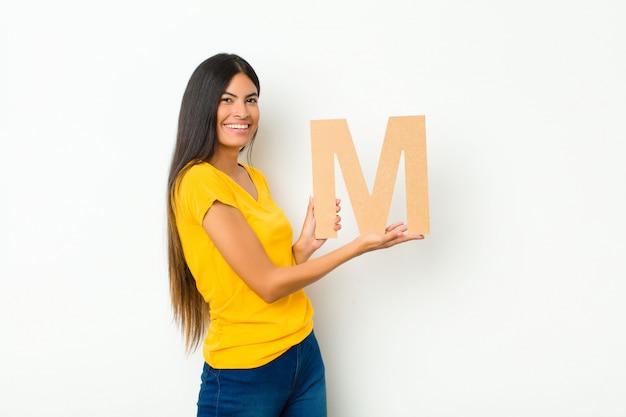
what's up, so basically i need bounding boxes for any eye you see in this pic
[247,97,258,104]
[220,97,233,103]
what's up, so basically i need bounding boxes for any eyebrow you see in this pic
[222,91,259,98]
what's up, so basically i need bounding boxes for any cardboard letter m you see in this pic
[311,116,429,238]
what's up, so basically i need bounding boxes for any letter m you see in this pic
[310,116,429,238]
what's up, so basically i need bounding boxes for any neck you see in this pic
[209,150,241,176]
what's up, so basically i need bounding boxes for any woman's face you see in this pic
[215,73,260,152]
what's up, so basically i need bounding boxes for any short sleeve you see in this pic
[176,163,237,224]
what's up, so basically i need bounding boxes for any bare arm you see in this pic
[202,200,423,303]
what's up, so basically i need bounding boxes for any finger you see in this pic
[385,221,405,233]
[383,233,425,248]
[386,224,407,235]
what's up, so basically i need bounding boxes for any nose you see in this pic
[234,101,249,119]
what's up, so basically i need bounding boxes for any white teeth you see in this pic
[225,124,248,129]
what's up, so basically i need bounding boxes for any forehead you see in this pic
[224,73,258,94]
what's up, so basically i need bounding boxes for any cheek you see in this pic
[216,106,228,121]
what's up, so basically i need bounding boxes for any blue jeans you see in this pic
[197,330,327,417]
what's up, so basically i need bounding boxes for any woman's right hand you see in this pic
[355,221,424,253]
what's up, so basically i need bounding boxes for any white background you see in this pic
[1,0,625,416]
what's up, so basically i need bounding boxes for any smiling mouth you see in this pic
[224,124,250,130]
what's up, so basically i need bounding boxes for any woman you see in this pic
[167,53,423,417]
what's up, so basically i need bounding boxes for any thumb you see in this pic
[307,196,315,215]
[303,196,315,224]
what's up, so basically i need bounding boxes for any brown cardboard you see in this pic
[310,116,429,238]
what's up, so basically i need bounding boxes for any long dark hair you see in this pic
[167,53,261,352]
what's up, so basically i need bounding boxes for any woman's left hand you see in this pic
[293,197,341,263]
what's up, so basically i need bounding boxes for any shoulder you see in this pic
[181,162,217,182]
[178,162,223,190]
[175,162,234,219]
[176,162,233,201]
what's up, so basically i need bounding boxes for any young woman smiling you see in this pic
[167,53,423,417]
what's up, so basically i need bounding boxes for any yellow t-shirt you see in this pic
[174,162,314,369]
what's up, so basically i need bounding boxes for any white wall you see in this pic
[1,0,625,416]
